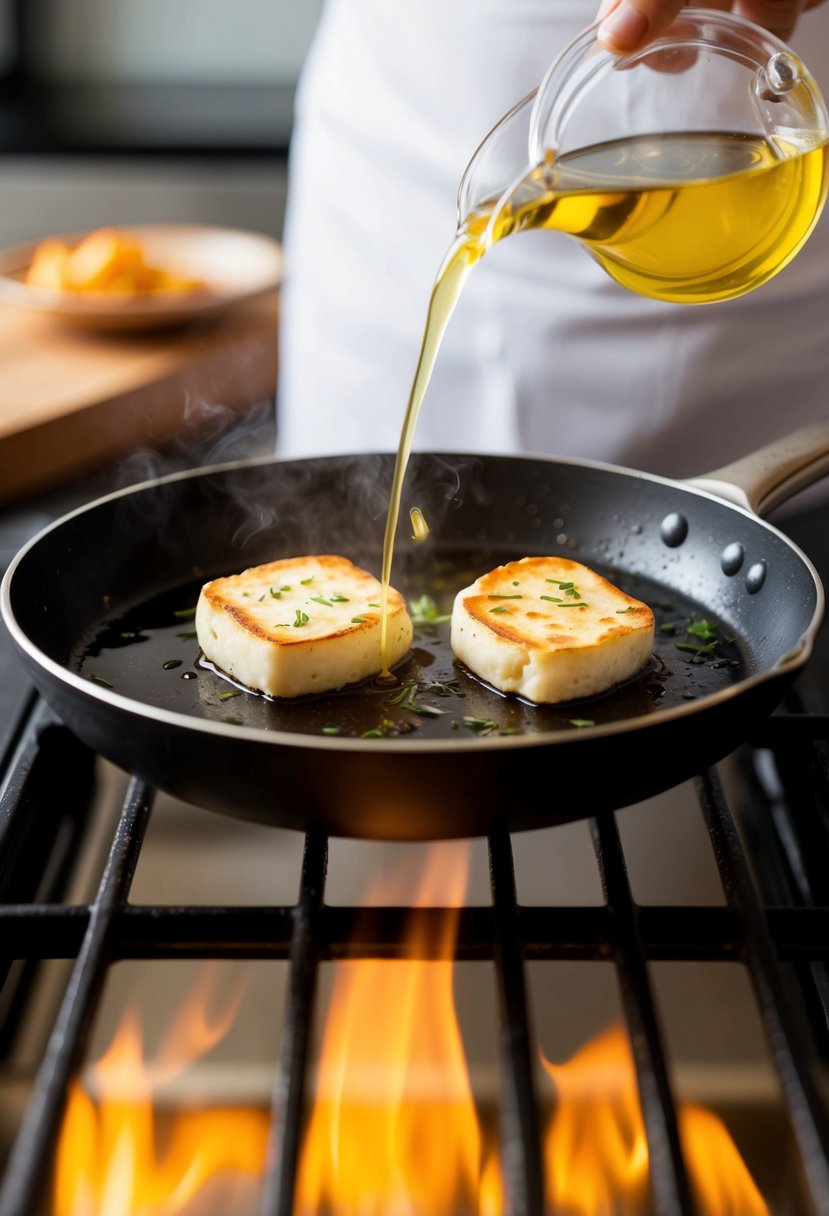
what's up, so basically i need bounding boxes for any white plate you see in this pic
[0,223,283,331]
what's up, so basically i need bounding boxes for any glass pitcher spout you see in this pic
[456,88,539,240]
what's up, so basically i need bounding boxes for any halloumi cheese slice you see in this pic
[196,555,413,698]
[450,556,654,705]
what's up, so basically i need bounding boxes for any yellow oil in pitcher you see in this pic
[486,130,828,303]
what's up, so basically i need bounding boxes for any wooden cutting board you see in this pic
[0,292,280,505]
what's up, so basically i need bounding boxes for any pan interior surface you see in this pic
[74,551,746,741]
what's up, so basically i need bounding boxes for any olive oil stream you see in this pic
[378,129,829,671]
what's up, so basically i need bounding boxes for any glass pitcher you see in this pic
[456,8,829,303]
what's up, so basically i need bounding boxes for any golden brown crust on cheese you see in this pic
[450,555,654,704]
[195,554,412,698]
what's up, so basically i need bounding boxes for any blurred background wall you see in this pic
[0,0,322,246]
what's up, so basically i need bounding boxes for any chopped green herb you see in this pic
[173,607,197,620]
[387,680,417,706]
[489,605,510,614]
[659,622,678,634]
[311,596,333,607]
[177,629,198,639]
[463,715,500,735]
[409,594,451,625]
[540,595,563,603]
[569,718,595,728]
[547,579,583,599]
[330,592,350,603]
[676,641,717,661]
[616,606,636,615]
[300,576,315,585]
[406,703,446,717]
[488,593,523,600]
[322,725,341,736]
[425,678,462,697]
[90,674,113,689]
[351,615,367,624]
[219,690,242,701]
[280,584,292,592]
[258,594,267,601]
[367,601,380,608]
[361,728,384,739]
[687,618,717,641]
[269,587,282,599]
[293,610,310,627]
[558,602,589,608]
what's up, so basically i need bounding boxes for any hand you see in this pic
[596,0,824,53]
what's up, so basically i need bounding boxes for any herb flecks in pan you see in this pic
[409,594,451,627]
[76,553,746,741]
[672,616,739,666]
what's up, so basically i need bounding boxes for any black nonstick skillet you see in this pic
[2,421,827,840]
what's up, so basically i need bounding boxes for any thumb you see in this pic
[595,0,696,52]
[596,0,808,53]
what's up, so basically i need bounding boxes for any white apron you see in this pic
[276,0,829,483]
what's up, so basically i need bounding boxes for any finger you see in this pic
[596,0,809,54]
[596,0,684,53]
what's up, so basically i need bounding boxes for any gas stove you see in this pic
[1,451,829,1216]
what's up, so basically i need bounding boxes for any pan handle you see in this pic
[686,418,829,518]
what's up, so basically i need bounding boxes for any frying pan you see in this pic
[2,421,828,841]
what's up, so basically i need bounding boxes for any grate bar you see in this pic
[0,707,94,904]
[259,825,327,1216]
[0,776,154,1216]
[699,764,829,1216]
[751,711,829,745]
[0,711,95,1062]
[591,811,696,1216]
[7,903,829,961]
[488,821,546,1216]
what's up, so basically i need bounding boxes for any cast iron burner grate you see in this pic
[1,675,829,1216]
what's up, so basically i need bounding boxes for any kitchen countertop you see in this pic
[0,291,279,506]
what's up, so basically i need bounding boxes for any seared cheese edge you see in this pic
[450,556,654,704]
[195,554,413,698]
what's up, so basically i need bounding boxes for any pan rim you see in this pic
[1,448,823,754]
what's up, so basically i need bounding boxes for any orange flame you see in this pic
[295,841,490,1213]
[541,1024,769,1216]
[52,965,270,1216]
[51,858,770,1216]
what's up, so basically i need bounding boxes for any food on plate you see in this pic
[450,556,654,704]
[195,555,413,699]
[25,227,207,295]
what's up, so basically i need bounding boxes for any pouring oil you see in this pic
[378,129,829,671]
